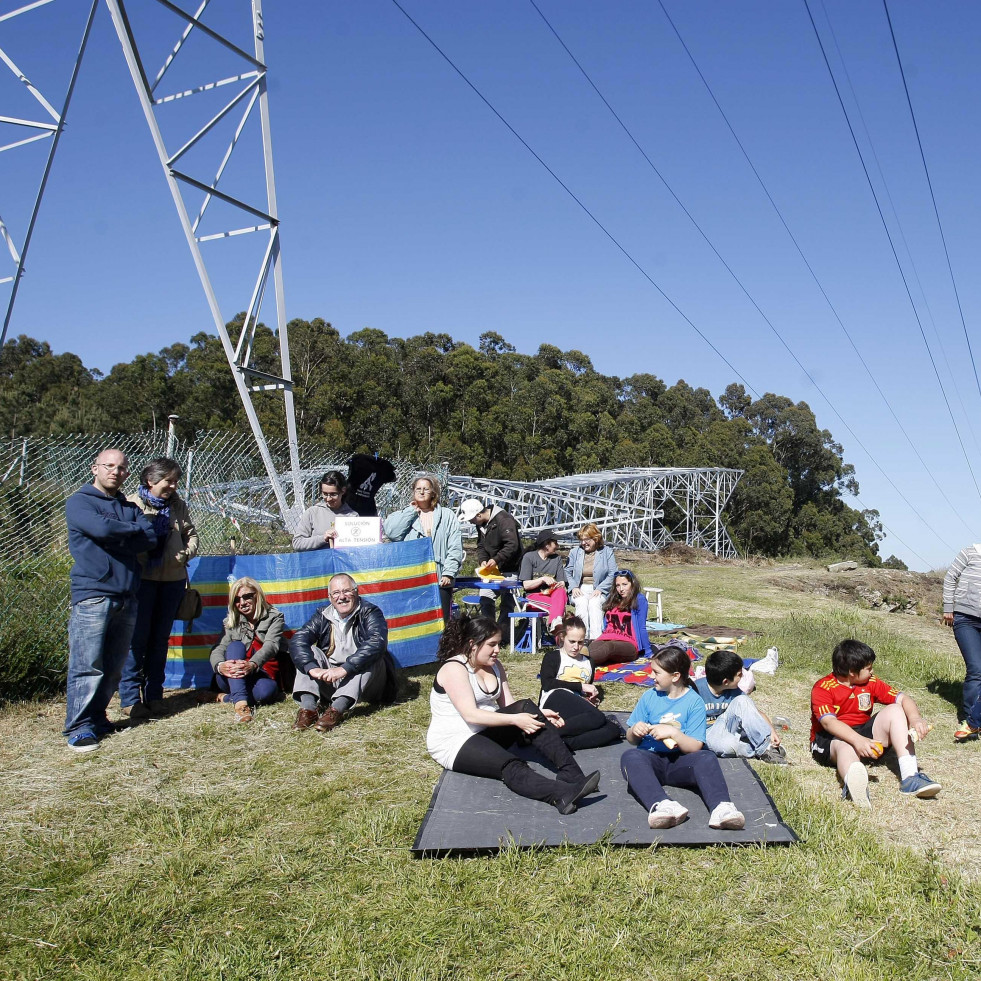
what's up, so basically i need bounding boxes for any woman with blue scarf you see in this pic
[119,457,198,718]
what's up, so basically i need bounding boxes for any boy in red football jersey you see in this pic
[810,639,940,807]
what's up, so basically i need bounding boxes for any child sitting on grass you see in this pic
[694,650,787,765]
[621,646,745,831]
[810,639,940,807]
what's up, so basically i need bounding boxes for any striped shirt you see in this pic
[943,545,981,617]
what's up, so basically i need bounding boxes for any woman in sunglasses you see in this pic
[587,569,654,667]
[210,577,288,722]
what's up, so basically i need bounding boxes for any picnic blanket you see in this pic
[593,625,755,686]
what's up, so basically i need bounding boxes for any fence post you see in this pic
[19,438,27,486]
[166,415,179,457]
[185,447,194,498]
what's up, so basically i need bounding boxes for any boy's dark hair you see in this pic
[705,649,744,687]
[832,639,876,677]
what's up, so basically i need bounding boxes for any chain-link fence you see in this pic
[0,430,447,702]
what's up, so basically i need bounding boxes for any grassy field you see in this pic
[2,559,981,980]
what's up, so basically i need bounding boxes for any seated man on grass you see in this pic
[290,574,398,732]
[810,638,940,808]
[694,650,787,765]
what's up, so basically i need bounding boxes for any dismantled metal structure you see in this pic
[1,0,302,527]
[447,467,743,557]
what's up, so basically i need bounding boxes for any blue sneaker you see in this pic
[67,732,100,754]
[899,772,942,798]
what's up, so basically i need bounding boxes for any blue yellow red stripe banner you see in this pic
[164,539,443,689]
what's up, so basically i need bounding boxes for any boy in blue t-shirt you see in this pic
[694,650,788,765]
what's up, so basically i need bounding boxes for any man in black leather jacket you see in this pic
[290,573,398,732]
[459,499,523,629]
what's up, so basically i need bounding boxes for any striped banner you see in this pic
[164,539,443,689]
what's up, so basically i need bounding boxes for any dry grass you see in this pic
[2,558,981,980]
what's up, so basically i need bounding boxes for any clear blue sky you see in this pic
[4,0,981,571]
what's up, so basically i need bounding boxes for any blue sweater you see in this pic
[66,483,158,603]
[565,544,618,597]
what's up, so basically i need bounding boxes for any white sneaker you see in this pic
[648,798,689,829]
[753,646,779,675]
[708,801,746,830]
[842,761,871,809]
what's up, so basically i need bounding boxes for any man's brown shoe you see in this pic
[314,707,344,732]
[233,701,253,723]
[293,708,319,730]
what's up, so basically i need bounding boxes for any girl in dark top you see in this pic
[539,616,624,749]
[426,615,601,814]
[588,569,653,667]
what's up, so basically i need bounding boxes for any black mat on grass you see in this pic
[412,715,798,857]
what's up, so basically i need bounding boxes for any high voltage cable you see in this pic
[653,0,975,537]
[386,0,758,398]
[820,6,981,464]
[882,0,981,422]
[527,0,958,553]
[803,0,981,506]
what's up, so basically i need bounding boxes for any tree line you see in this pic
[0,317,893,564]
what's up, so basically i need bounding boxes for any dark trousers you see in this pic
[620,747,730,812]
[452,699,583,785]
[544,688,622,750]
[119,578,186,707]
[440,584,454,624]
[479,590,517,629]
[588,639,638,667]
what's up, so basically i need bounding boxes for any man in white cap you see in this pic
[459,498,523,629]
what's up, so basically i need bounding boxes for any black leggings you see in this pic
[452,699,581,782]
[544,688,623,750]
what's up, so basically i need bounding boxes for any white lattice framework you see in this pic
[447,467,743,557]
[1,0,303,528]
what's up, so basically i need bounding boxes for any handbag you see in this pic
[176,582,202,622]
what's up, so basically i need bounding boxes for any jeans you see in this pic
[953,612,981,723]
[119,578,186,707]
[704,694,772,758]
[621,747,730,812]
[214,641,280,706]
[64,594,138,739]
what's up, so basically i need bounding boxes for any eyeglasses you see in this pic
[96,464,129,473]
[235,592,257,603]
[615,570,634,579]
[330,589,357,598]
[321,490,343,498]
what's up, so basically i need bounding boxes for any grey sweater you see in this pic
[943,545,981,616]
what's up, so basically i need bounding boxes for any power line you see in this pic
[881,0,981,420]
[819,5,981,464]
[526,0,959,553]
[653,0,975,537]
[803,0,981,505]
[387,0,758,398]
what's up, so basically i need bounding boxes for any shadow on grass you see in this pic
[927,678,963,713]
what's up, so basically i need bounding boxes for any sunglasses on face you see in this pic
[235,592,257,603]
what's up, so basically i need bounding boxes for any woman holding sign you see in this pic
[292,471,358,550]
[384,473,463,624]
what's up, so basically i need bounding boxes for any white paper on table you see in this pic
[334,516,382,547]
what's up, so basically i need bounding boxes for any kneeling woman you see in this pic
[621,646,745,831]
[539,616,623,750]
[210,578,287,722]
[427,616,601,814]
